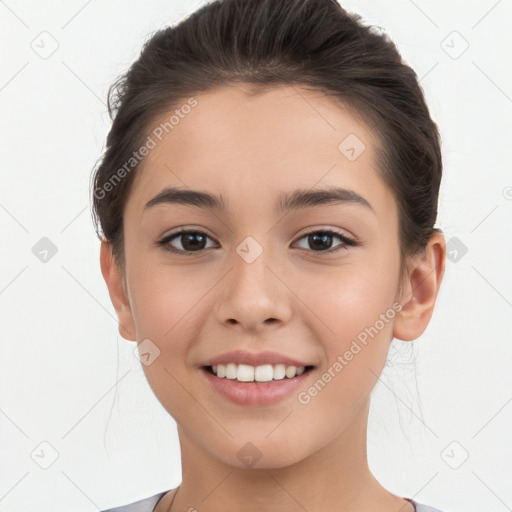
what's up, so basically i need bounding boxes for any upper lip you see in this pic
[200,350,315,368]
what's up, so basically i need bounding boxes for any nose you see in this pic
[215,244,292,333]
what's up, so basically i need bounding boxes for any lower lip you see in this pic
[200,366,315,406]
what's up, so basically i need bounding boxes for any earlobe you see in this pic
[393,232,446,342]
[99,239,137,341]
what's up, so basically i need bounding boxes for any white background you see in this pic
[1,1,511,511]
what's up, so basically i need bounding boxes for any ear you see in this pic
[99,238,137,341]
[393,231,446,341]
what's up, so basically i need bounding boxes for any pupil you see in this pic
[180,232,334,252]
[309,233,332,251]
[183,233,205,251]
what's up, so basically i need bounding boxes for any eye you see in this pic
[156,227,358,256]
[293,229,357,253]
[157,228,217,255]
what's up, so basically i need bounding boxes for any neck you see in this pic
[168,399,412,512]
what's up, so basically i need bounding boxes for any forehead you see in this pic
[127,84,394,218]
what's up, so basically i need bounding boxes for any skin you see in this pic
[100,83,446,512]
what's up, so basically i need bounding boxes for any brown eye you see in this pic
[293,229,357,253]
[157,228,357,256]
[158,229,217,255]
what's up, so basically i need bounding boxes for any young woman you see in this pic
[93,0,448,510]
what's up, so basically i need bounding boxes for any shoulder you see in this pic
[411,499,451,512]
[100,492,448,512]
[100,490,171,512]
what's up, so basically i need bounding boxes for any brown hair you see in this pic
[90,0,443,292]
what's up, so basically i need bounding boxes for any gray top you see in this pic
[100,490,449,512]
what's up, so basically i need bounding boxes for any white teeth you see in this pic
[209,363,308,381]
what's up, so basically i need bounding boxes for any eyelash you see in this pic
[156,227,358,256]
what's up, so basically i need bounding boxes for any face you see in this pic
[104,84,423,469]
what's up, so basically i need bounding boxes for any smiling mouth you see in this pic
[203,364,315,382]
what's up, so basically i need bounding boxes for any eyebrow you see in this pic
[144,186,374,214]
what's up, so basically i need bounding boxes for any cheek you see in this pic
[299,261,398,343]
[294,259,399,406]
[127,259,205,340]
[126,262,209,416]
[286,288,398,458]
